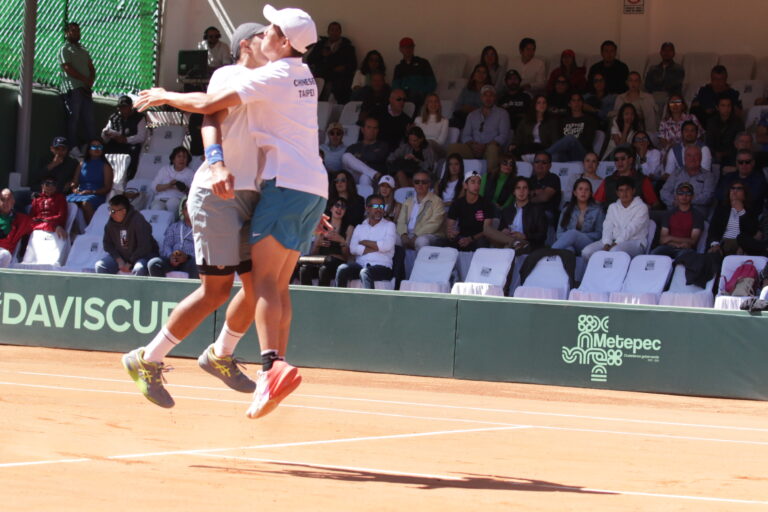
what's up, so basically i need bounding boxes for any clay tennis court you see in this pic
[1,345,766,511]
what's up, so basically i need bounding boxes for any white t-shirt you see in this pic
[193,64,260,191]
[414,115,449,145]
[151,164,196,200]
[232,58,328,199]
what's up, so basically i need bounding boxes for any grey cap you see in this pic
[231,22,267,60]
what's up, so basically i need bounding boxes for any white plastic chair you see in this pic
[105,153,131,194]
[433,53,469,83]
[717,54,755,82]
[140,209,174,246]
[592,130,606,156]
[400,246,459,293]
[645,219,657,254]
[338,101,363,125]
[125,178,155,211]
[440,100,455,119]
[134,153,166,181]
[451,248,515,297]
[357,184,374,201]
[147,125,186,155]
[62,234,106,273]
[745,105,768,130]
[596,161,616,178]
[609,254,673,305]
[65,202,82,235]
[732,80,764,109]
[342,124,360,146]
[714,255,768,310]
[394,187,415,204]
[569,250,631,303]
[436,77,467,103]
[516,161,533,178]
[513,255,571,300]
[84,203,111,235]
[463,159,487,175]
[659,264,716,308]
[446,127,460,145]
[317,101,332,131]
[682,52,719,92]
[403,102,416,118]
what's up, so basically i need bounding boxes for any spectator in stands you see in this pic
[387,126,437,187]
[509,94,559,158]
[446,170,494,251]
[481,155,516,211]
[299,196,352,286]
[582,176,650,260]
[691,65,742,125]
[657,94,703,153]
[452,64,491,128]
[508,37,546,93]
[397,170,445,251]
[414,93,449,146]
[580,151,603,191]
[716,150,766,212]
[30,176,68,240]
[603,103,640,158]
[661,146,716,213]
[95,194,157,275]
[320,122,347,172]
[652,182,703,259]
[59,22,96,156]
[351,50,386,97]
[305,21,357,103]
[612,72,659,135]
[705,96,745,164]
[437,153,464,208]
[552,178,605,255]
[758,112,768,170]
[479,46,504,91]
[547,92,598,162]
[336,194,397,288]
[198,26,232,71]
[583,72,616,128]
[342,117,390,187]
[708,180,761,256]
[632,131,662,180]
[328,170,365,226]
[101,95,147,180]
[721,132,755,174]
[392,37,436,109]
[588,40,629,95]
[483,176,547,253]
[547,76,571,118]
[528,151,561,224]
[148,198,198,279]
[357,71,391,124]
[644,42,685,98]
[664,120,712,175]
[150,146,195,212]
[497,69,531,130]
[377,175,401,222]
[66,138,113,224]
[0,188,33,267]
[547,49,587,94]
[447,85,509,175]
[595,147,659,207]
[39,136,78,194]
[377,89,412,152]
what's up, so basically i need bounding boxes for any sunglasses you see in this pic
[90,145,103,151]
[333,202,347,209]
[737,160,753,165]
[369,203,386,209]
[109,207,126,214]
[413,179,430,185]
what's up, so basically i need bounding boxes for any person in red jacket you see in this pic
[29,176,68,238]
[0,188,33,267]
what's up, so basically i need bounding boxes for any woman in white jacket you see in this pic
[580,176,650,261]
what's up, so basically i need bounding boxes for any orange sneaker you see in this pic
[246,360,302,419]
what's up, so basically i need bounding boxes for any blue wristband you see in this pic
[205,144,224,165]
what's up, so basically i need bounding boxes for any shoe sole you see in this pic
[121,352,175,409]
[246,369,302,419]
[197,352,256,393]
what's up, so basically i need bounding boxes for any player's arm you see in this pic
[135,87,242,115]
[201,109,235,199]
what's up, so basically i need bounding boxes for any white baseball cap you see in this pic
[378,175,396,188]
[464,170,481,182]
[263,4,318,53]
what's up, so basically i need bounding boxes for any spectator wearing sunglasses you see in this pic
[708,180,761,256]
[660,145,716,213]
[397,170,446,251]
[320,122,348,172]
[327,170,365,226]
[652,183,703,259]
[101,95,147,180]
[376,89,412,152]
[299,196,353,287]
[95,194,157,275]
[66,138,114,224]
[715,150,767,212]
[198,26,233,71]
[29,176,68,240]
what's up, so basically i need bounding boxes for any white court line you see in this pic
[188,452,768,506]
[2,380,768,448]
[6,370,768,434]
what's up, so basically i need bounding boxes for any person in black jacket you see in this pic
[95,194,158,275]
[305,21,357,103]
[707,180,763,256]
[483,176,548,254]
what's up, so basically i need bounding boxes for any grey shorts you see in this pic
[187,182,259,272]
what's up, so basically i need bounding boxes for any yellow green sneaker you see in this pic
[197,344,256,393]
[121,347,175,408]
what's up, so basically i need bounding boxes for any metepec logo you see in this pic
[561,314,662,382]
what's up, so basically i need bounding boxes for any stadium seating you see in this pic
[105,153,131,195]
[451,248,515,297]
[433,53,468,83]
[608,254,673,305]
[682,52,718,91]
[513,255,570,300]
[62,234,105,273]
[516,161,533,178]
[596,161,616,178]
[342,124,360,146]
[339,101,362,125]
[147,125,186,155]
[717,54,755,82]
[400,246,459,293]
[317,101,332,131]
[732,80,764,109]
[356,184,374,201]
[745,105,768,130]
[125,179,155,211]
[393,187,415,204]
[84,203,111,235]
[134,153,166,181]
[658,264,716,308]
[140,209,174,246]
[436,77,467,103]
[568,250,630,302]
[714,255,768,310]
[645,220,656,254]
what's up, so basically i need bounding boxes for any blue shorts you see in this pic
[250,180,326,254]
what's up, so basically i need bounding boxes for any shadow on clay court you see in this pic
[190,463,614,494]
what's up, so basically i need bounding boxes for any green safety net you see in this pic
[0,0,159,96]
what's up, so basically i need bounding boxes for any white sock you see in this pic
[143,327,182,363]
[213,322,245,358]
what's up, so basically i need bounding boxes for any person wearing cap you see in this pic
[547,50,587,94]
[123,21,268,409]
[101,95,147,180]
[497,69,531,129]
[198,26,233,71]
[377,174,401,222]
[660,145,717,214]
[391,37,436,110]
[0,188,33,268]
[133,6,329,419]
[652,182,704,258]
[59,22,96,154]
[507,37,547,93]
[644,42,684,101]
[39,136,79,194]
[305,21,357,104]
[588,40,629,95]
[447,85,510,176]
[446,170,495,251]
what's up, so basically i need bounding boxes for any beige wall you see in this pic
[159,0,768,89]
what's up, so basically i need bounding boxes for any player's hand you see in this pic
[315,214,333,235]
[210,163,235,199]
[135,87,169,112]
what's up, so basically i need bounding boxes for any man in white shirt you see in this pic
[336,194,397,288]
[506,37,547,93]
[198,26,233,71]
